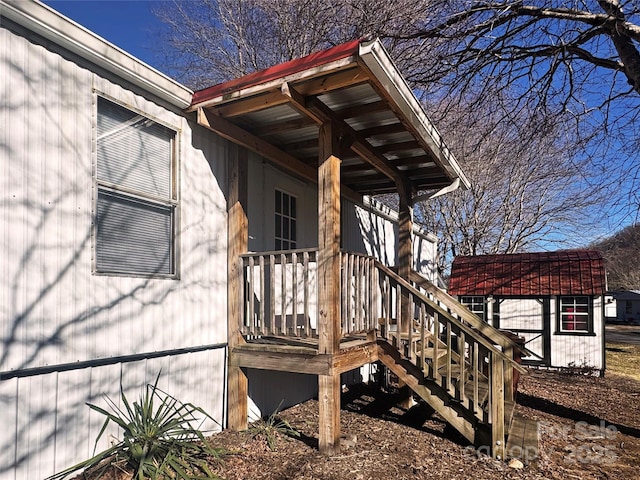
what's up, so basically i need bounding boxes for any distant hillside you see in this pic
[590,224,640,291]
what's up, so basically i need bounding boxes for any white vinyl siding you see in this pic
[96,97,176,275]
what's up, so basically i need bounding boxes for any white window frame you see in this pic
[460,296,485,321]
[93,95,179,277]
[274,189,297,251]
[558,296,591,333]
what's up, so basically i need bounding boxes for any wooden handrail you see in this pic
[409,270,531,355]
[376,261,525,373]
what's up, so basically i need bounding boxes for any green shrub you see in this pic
[47,373,223,480]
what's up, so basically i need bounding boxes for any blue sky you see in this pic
[43,1,166,72]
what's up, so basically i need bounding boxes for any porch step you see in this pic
[377,340,480,444]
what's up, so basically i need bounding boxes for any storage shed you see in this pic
[448,250,607,374]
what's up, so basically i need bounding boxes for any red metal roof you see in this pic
[448,250,606,296]
[191,39,361,105]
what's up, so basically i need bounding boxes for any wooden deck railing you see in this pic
[240,248,318,337]
[239,249,524,458]
[239,250,381,338]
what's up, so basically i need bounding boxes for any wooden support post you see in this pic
[227,145,249,431]
[504,345,515,403]
[318,374,341,452]
[491,354,505,460]
[317,121,341,453]
[397,187,414,409]
[398,188,412,333]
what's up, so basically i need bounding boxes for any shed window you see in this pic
[95,97,177,276]
[275,189,297,250]
[559,296,591,333]
[460,296,485,321]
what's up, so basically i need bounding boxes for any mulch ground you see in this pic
[208,369,640,480]
[73,369,640,480]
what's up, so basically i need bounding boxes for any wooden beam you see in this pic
[356,122,407,139]
[281,82,325,124]
[227,145,249,432]
[334,100,388,119]
[294,66,369,96]
[231,348,332,375]
[214,90,290,118]
[332,341,379,374]
[198,107,317,184]
[306,97,410,200]
[197,107,363,204]
[376,140,421,153]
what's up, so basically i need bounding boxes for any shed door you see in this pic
[497,298,550,365]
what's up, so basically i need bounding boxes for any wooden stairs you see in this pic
[372,262,526,459]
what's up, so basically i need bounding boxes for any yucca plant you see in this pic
[47,373,223,480]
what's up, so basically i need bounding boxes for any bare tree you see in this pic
[154,0,628,257]
[415,96,603,270]
[154,0,432,88]
[402,1,640,219]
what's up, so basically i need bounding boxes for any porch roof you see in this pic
[448,250,607,297]
[189,38,470,198]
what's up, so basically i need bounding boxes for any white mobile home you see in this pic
[2,0,530,475]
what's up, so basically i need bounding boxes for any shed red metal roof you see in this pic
[448,250,606,296]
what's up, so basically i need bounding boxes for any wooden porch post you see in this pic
[227,144,249,431]
[397,187,414,407]
[317,121,341,453]
[398,187,413,333]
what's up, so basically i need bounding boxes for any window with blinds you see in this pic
[95,97,177,276]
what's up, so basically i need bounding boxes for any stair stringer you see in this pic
[377,340,489,446]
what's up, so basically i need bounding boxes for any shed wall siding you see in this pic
[1,25,228,479]
[499,299,543,331]
[550,296,604,370]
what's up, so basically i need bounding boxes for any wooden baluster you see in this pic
[341,253,347,334]
[280,253,286,335]
[446,325,453,393]
[239,257,247,335]
[270,254,276,336]
[355,255,360,332]
[292,252,298,337]
[420,304,426,373]
[432,312,440,378]
[384,276,391,340]
[248,256,255,336]
[459,331,466,403]
[407,292,413,359]
[504,345,515,403]
[372,261,379,334]
[304,251,310,337]
[259,255,265,335]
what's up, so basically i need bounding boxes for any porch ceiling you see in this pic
[189,38,470,199]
